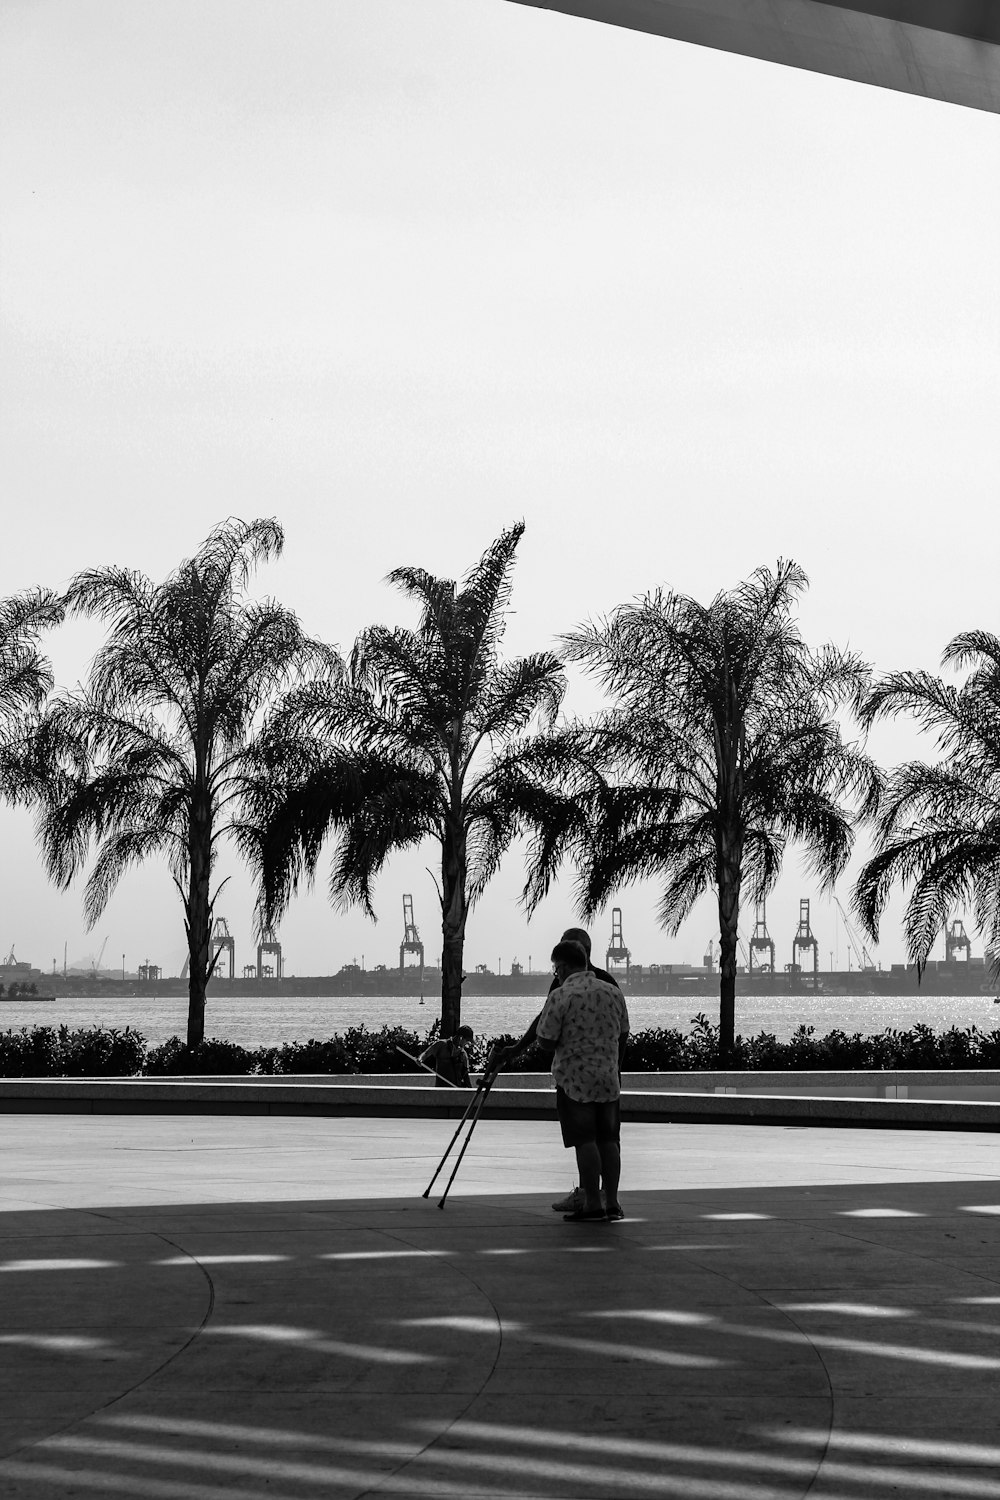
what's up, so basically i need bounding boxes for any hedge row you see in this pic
[5,1016,1000,1077]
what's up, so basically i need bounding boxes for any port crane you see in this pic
[399,895,424,972]
[256,930,283,979]
[945,918,972,963]
[606,909,631,975]
[90,936,108,979]
[833,896,876,972]
[704,934,751,970]
[748,901,775,974]
[209,918,235,979]
[790,899,820,982]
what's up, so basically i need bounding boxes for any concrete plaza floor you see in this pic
[1,1113,1000,1498]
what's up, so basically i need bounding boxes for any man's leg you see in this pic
[573,1141,603,1212]
[598,1141,621,1215]
[556,1091,605,1219]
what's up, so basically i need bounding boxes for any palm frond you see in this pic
[454,522,525,669]
[82,826,178,926]
[0,587,64,732]
[653,850,716,932]
[191,515,284,595]
[941,629,1000,675]
[475,737,597,912]
[383,567,457,646]
[468,651,565,747]
[63,565,153,624]
[579,803,708,915]
[859,669,963,739]
[326,762,441,919]
[349,625,446,746]
[740,828,786,904]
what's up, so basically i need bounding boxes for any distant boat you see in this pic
[419,994,425,1005]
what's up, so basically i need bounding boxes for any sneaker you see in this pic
[551,1187,607,1213]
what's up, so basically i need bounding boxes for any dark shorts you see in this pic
[555,1088,621,1148]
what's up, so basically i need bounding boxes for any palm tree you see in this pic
[31,518,338,1048]
[853,630,1000,978]
[552,561,877,1065]
[248,523,565,1035]
[0,587,64,800]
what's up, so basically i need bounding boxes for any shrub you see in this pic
[144,1036,260,1075]
[57,1025,146,1076]
[338,1025,428,1073]
[0,1026,62,1076]
[621,1027,690,1070]
[266,1037,356,1074]
[971,1029,1000,1067]
[8,1018,1000,1080]
[684,1013,722,1068]
[142,1036,187,1075]
[0,1024,147,1076]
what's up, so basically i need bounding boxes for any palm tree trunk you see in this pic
[716,849,742,1069]
[185,804,213,1050]
[440,825,468,1036]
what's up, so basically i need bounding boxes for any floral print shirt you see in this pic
[535,970,630,1103]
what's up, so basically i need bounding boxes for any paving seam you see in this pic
[792,1219,1000,1291]
[347,1221,509,1500]
[741,1293,835,1500]
[0,1222,216,1468]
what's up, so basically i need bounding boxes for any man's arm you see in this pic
[487,1011,544,1076]
[616,993,630,1073]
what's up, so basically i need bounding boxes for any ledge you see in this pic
[107,1069,1000,1097]
[1,1074,1000,1130]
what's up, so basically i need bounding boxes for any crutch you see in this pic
[421,1068,494,1201]
[435,1070,497,1210]
[419,1074,488,1200]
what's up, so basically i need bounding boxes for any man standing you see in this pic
[488,927,623,1213]
[533,939,629,1221]
[420,1026,473,1087]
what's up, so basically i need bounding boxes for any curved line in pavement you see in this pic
[0,1228,216,1465]
[624,1225,837,1499]
[349,1225,506,1500]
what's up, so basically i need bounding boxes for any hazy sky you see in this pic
[2,0,998,979]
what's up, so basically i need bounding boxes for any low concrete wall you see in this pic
[2,1074,1000,1130]
[127,1069,1000,1101]
[623,1070,1000,1102]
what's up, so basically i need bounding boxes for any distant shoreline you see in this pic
[7,963,998,1002]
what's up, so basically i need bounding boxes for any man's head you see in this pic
[561,927,592,958]
[551,939,588,985]
[454,1026,473,1046]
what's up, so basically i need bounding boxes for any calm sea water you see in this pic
[1,991,999,1048]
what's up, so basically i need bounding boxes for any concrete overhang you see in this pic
[508,1,1000,112]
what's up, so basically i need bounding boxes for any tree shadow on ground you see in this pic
[2,1175,1000,1497]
